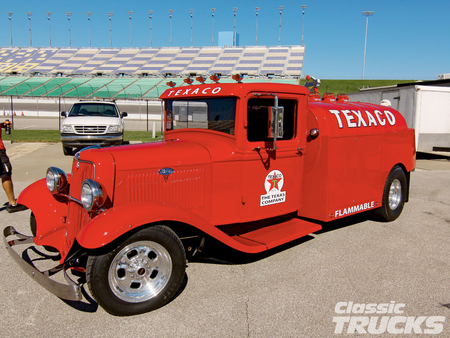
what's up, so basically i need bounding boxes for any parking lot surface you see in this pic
[1,143,450,337]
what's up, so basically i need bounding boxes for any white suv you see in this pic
[60,101,127,155]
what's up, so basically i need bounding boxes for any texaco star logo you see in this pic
[264,170,284,193]
[261,170,286,206]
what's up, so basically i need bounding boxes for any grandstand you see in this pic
[0,46,304,100]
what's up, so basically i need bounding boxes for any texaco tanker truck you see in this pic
[4,82,415,316]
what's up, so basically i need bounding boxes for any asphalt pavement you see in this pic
[1,142,450,337]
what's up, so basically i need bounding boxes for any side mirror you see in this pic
[121,112,128,117]
[61,111,67,118]
[268,106,284,139]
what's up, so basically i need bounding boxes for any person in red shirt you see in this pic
[0,121,27,213]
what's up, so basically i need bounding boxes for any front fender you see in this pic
[76,202,253,252]
[17,178,70,252]
[18,176,71,215]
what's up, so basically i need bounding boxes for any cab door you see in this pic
[241,95,305,223]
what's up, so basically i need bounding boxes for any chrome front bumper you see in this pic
[61,133,123,147]
[3,226,82,301]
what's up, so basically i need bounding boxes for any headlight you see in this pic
[107,125,122,133]
[46,167,68,194]
[80,179,105,211]
[61,125,74,133]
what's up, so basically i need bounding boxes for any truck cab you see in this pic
[4,82,415,316]
[162,84,309,226]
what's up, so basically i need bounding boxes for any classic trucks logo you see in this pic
[260,170,286,206]
[333,301,446,334]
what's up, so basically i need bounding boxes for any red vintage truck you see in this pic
[3,82,415,316]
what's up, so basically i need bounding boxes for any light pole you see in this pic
[148,10,154,48]
[302,5,307,46]
[233,7,238,47]
[67,12,72,47]
[108,12,113,47]
[190,9,194,47]
[46,12,52,47]
[87,12,92,47]
[255,7,260,46]
[211,8,215,46]
[27,12,33,47]
[362,11,374,80]
[278,6,284,46]
[27,12,32,47]
[169,10,173,47]
[128,11,133,47]
[7,12,12,47]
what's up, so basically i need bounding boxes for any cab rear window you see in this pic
[247,98,296,142]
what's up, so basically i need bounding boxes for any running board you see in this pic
[230,218,321,253]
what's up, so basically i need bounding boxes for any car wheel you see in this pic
[86,225,186,316]
[63,146,72,156]
[30,212,36,237]
[30,212,58,252]
[373,166,407,222]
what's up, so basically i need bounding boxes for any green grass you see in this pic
[299,79,417,95]
[124,130,162,142]
[2,130,162,143]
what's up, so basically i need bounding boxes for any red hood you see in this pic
[104,139,213,172]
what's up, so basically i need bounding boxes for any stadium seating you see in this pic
[62,78,115,98]
[0,77,51,96]
[0,76,29,94]
[25,78,73,97]
[0,46,304,99]
[92,78,137,98]
[114,78,164,99]
[45,78,91,97]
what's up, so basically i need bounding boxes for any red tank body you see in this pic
[300,100,415,221]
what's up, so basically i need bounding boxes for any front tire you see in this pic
[373,166,407,222]
[63,146,73,156]
[86,225,186,316]
[30,212,58,252]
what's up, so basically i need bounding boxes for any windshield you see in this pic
[68,103,119,117]
[165,98,236,135]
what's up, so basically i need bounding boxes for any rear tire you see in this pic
[373,166,407,222]
[86,225,186,316]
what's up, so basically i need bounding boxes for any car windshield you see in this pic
[68,103,118,117]
[165,98,236,135]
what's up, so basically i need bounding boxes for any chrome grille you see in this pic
[66,161,94,248]
[74,126,107,134]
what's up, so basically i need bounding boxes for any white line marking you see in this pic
[17,125,38,130]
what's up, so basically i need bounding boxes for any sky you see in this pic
[0,0,449,80]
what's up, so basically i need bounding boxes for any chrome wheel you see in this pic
[373,166,407,222]
[108,240,173,303]
[388,178,402,210]
[87,226,186,315]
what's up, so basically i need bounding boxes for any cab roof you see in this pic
[159,82,310,100]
